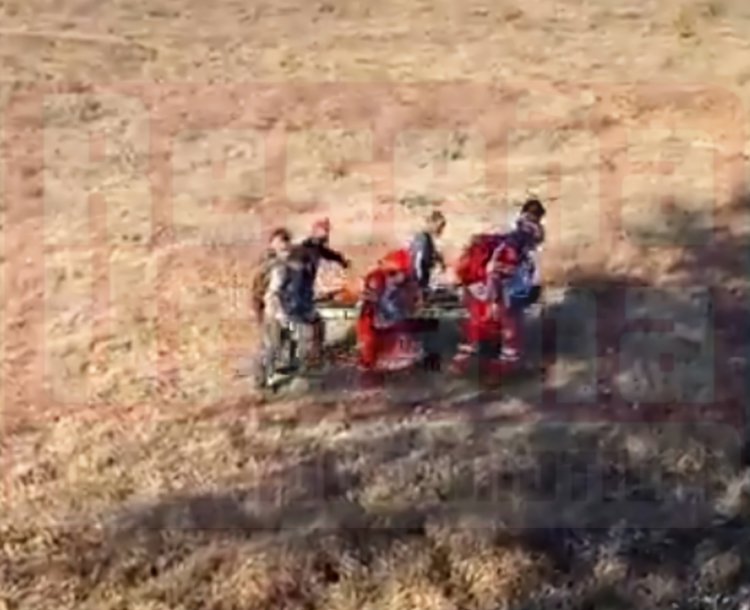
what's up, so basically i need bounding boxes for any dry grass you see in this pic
[2,0,750,608]
[4,411,748,609]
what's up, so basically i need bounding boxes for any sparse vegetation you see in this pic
[2,0,750,608]
[673,0,727,40]
[398,193,441,210]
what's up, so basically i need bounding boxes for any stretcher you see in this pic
[265,283,547,388]
[315,285,469,321]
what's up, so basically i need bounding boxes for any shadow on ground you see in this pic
[49,418,750,609]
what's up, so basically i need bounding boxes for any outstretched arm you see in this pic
[304,238,349,268]
[319,244,349,268]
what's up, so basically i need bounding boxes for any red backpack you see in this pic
[378,248,412,274]
[455,233,507,285]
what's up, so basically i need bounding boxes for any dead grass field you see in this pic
[2,0,750,608]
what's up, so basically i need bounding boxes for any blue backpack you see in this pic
[505,257,539,310]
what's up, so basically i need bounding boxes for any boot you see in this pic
[450,343,477,374]
[482,347,521,378]
[251,355,271,390]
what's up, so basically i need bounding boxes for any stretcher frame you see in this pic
[314,284,544,321]
[317,303,469,320]
[315,285,469,321]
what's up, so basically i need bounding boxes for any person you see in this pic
[252,227,293,389]
[408,210,447,298]
[355,249,424,374]
[509,198,545,309]
[300,217,350,282]
[451,199,546,374]
[253,228,325,389]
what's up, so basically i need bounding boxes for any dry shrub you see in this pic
[426,522,549,609]
[207,548,309,609]
[592,555,629,588]
[0,522,108,609]
[367,540,456,610]
[697,0,726,18]
[318,561,375,610]
[126,542,232,607]
[114,541,327,610]
[371,539,436,583]
[322,582,370,610]
[715,471,750,520]
[374,581,457,610]
[674,6,699,39]
[326,158,349,180]
[450,544,546,608]
[631,572,681,608]
[673,0,726,40]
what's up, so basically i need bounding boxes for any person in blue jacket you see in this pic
[508,199,545,311]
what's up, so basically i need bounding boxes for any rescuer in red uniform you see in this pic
[452,199,546,375]
[355,248,424,373]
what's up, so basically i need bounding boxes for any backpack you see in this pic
[505,257,538,308]
[454,233,507,285]
[250,252,273,320]
[379,248,412,273]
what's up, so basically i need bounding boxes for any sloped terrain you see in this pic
[2,0,750,608]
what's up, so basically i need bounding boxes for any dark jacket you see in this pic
[301,237,347,280]
[409,231,440,290]
[278,246,317,320]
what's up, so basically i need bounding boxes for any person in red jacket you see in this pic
[356,249,423,372]
[452,200,546,374]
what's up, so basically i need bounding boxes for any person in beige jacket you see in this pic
[252,228,294,389]
[252,227,325,389]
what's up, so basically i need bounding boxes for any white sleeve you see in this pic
[267,265,284,293]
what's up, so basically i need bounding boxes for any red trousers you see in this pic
[356,308,426,370]
[462,290,521,356]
